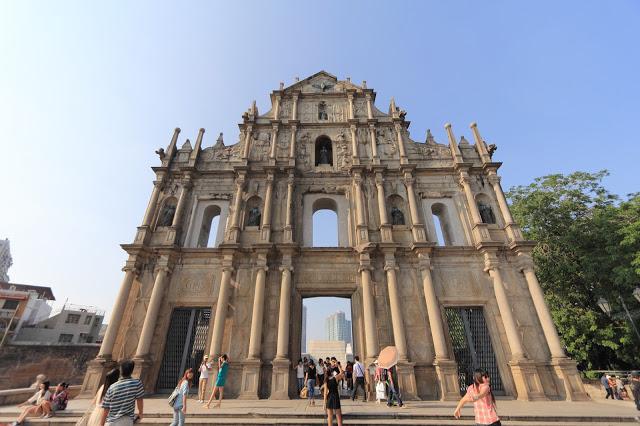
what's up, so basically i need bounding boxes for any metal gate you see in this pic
[157,307,211,391]
[444,307,504,395]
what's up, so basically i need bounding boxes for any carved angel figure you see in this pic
[312,81,334,92]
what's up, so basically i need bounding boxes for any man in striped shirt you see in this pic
[101,360,144,426]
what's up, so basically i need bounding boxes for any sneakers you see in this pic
[43,414,53,419]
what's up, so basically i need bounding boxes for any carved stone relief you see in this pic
[354,100,367,118]
[296,132,311,170]
[335,130,351,171]
[376,127,397,159]
[298,101,347,123]
[249,132,271,161]
[276,130,290,160]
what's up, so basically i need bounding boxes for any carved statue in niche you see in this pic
[157,202,176,227]
[318,102,328,121]
[391,206,405,225]
[247,207,261,227]
[318,145,330,165]
[478,202,496,224]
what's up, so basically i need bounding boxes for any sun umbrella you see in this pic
[376,346,398,369]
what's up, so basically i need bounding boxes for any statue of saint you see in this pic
[247,207,262,227]
[318,102,328,120]
[158,203,176,227]
[478,202,496,224]
[319,146,330,165]
[390,206,405,225]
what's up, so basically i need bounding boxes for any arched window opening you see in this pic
[431,203,452,246]
[312,198,338,247]
[157,197,178,227]
[244,196,263,228]
[476,195,496,224]
[315,136,333,166]
[198,205,221,248]
[386,195,407,226]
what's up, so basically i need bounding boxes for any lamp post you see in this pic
[598,288,640,341]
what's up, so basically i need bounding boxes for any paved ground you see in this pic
[1,395,639,424]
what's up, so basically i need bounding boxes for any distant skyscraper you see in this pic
[301,305,307,353]
[0,238,12,282]
[325,310,352,345]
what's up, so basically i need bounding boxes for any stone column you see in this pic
[394,123,407,163]
[291,93,299,120]
[288,124,297,159]
[417,253,460,400]
[273,94,281,120]
[487,174,522,242]
[350,125,358,164]
[403,174,426,242]
[225,174,245,242]
[240,256,268,399]
[271,260,293,399]
[242,125,253,160]
[459,172,491,243]
[171,179,192,228]
[369,124,379,163]
[365,93,373,119]
[284,173,294,242]
[347,92,354,119]
[98,264,137,358]
[353,173,368,244]
[135,264,171,358]
[209,263,234,358]
[260,174,274,242]
[375,173,392,242]
[141,180,163,227]
[269,123,279,159]
[359,256,378,362]
[383,256,407,361]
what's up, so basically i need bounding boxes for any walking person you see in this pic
[386,365,404,408]
[101,360,145,426]
[305,360,317,406]
[295,359,305,396]
[12,381,51,425]
[79,368,120,426]
[323,362,344,426]
[345,361,353,391]
[317,360,325,389]
[205,354,229,408]
[351,356,366,402]
[170,368,193,426]
[601,373,614,399]
[630,371,640,411]
[197,355,212,403]
[454,369,501,426]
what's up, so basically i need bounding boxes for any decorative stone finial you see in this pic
[295,76,300,82]
[362,80,367,88]
[279,82,284,90]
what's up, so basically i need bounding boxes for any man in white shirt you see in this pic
[351,356,366,402]
[294,359,305,396]
[197,355,212,402]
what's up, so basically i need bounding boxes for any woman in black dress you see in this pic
[323,358,344,426]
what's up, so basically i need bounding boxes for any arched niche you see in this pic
[314,135,333,167]
[476,193,498,225]
[421,198,467,246]
[184,199,230,248]
[386,194,408,226]
[156,197,178,227]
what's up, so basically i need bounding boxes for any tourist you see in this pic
[454,369,501,426]
[170,368,193,426]
[608,375,618,399]
[351,356,366,402]
[295,359,305,395]
[12,381,51,425]
[601,373,614,399]
[345,361,353,391]
[205,354,229,408]
[630,371,640,411]
[305,359,317,406]
[101,359,145,426]
[375,363,387,404]
[80,368,120,426]
[386,365,404,408]
[323,361,344,426]
[41,382,70,418]
[615,375,625,400]
[317,360,325,387]
[197,355,212,403]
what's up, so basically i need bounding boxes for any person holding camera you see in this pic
[204,354,229,408]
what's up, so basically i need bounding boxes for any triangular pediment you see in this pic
[283,71,362,94]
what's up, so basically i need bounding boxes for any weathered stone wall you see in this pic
[0,344,98,390]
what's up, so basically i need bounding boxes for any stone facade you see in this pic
[83,71,588,401]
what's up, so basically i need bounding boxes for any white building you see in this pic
[307,340,352,366]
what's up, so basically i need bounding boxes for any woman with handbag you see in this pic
[170,368,193,426]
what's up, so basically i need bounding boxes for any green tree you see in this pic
[507,171,640,369]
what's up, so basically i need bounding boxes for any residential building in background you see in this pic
[0,239,12,282]
[0,282,55,345]
[325,310,352,345]
[14,302,104,345]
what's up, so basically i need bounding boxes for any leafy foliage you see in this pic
[507,171,640,369]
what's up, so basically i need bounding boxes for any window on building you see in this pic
[157,197,178,227]
[94,317,102,327]
[315,136,333,166]
[197,205,221,248]
[84,315,93,325]
[2,299,20,310]
[78,333,93,343]
[66,313,80,324]
[58,333,74,343]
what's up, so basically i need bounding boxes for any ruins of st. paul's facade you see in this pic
[83,71,588,401]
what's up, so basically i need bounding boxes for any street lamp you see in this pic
[633,287,640,304]
[597,293,640,341]
[597,297,611,317]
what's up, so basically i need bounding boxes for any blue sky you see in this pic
[1,1,638,336]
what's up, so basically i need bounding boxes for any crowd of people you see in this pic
[601,371,640,410]
[12,380,70,425]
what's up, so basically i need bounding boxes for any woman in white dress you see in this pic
[80,368,120,426]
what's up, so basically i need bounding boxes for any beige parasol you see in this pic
[376,346,398,369]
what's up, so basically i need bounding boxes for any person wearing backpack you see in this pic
[170,368,193,426]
